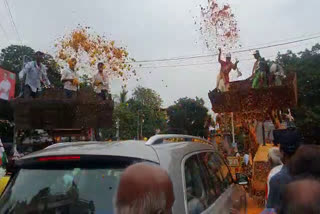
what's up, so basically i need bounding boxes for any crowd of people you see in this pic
[262,128,320,213]
[19,51,110,100]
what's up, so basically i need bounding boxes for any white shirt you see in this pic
[243,154,250,165]
[19,61,50,92]
[0,79,11,100]
[266,165,283,199]
[61,68,78,91]
[93,72,109,93]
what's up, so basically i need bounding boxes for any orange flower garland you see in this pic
[55,27,136,82]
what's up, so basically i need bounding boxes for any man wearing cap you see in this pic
[19,51,51,98]
[266,128,302,210]
[217,48,239,91]
[251,50,269,88]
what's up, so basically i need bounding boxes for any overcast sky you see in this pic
[0,0,320,110]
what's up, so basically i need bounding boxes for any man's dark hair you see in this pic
[273,128,303,155]
[35,51,44,56]
[288,145,320,178]
[98,62,104,68]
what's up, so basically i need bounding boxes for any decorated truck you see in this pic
[209,72,297,206]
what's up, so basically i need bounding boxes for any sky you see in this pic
[0,0,320,110]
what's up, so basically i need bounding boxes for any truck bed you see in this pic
[208,73,297,113]
[11,88,114,129]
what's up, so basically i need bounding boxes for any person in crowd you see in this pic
[261,144,320,214]
[114,163,175,214]
[19,51,51,98]
[61,58,79,99]
[288,144,320,178]
[252,50,261,77]
[268,147,282,170]
[251,50,269,88]
[266,128,302,209]
[278,177,320,214]
[266,148,283,202]
[0,72,11,100]
[93,62,109,100]
[216,48,239,92]
[276,144,320,214]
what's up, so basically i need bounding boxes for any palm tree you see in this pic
[120,86,128,104]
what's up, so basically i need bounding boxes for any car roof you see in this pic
[20,138,217,165]
[20,140,160,163]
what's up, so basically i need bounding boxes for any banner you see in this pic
[0,67,15,101]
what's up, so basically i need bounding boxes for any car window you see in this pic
[198,152,225,206]
[217,154,234,188]
[0,168,123,214]
[184,154,207,214]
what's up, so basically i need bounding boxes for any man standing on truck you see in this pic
[61,58,79,99]
[93,62,109,100]
[216,48,239,92]
[251,50,269,88]
[19,51,51,98]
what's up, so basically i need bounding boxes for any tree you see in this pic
[167,97,209,137]
[276,44,320,144]
[79,74,92,89]
[119,87,128,104]
[128,87,166,138]
[131,86,162,109]
[42,54,63,88]
[102,86,166,140]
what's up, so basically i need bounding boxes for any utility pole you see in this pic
[137,112,139,140]
[262,121,266,146]
[116,118,120,141]
[140,118,144,139]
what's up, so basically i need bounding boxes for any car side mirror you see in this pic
[235,173,248,185]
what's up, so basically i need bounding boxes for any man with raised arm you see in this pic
[216,48,239,92]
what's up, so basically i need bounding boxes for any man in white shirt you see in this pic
[0,73,11,100]
[19,51,51,98]
[61,58,79,99]
[266,147,283,203]
[93,62,109,100]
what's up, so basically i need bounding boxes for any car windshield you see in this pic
[0,168,122,214]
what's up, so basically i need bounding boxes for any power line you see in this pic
[0,21,9,42]
[137,40,319,69]
[133,34,320,64]
[3,0,21,42]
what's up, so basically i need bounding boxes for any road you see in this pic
[248,197,263,214]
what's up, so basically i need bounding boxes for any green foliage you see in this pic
[102,86,167,140]
[131,86,163,109]
[276,44,320,144]
[114,103,137,139]
[43,54,63,88]
[79,74,92,89]
[119,87,128,104]
[167,97,209,137]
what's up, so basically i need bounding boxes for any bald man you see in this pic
[114,163,175,214]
